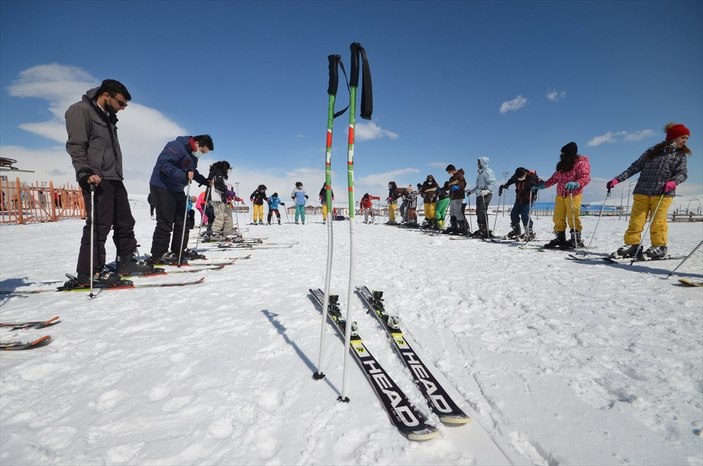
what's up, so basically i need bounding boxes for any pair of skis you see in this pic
[310,287,469,441]
[0,316,59,350]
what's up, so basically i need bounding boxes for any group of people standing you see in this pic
[62,78,235,289]
[384,126,691,260]
[62,77,691,290]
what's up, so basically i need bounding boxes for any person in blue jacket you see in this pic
[148,135,212,265]
[291,182,309,224]
[267,193,285,225]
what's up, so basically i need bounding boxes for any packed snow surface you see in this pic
[1,199,702,466]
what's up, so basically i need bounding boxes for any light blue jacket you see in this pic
[469,157,497,195]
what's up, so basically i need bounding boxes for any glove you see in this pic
[663,181,677,193]
[479,189,490,197]
[280,201,285,206]
[535,182,546,190]
[606,178,619,190]
[498,185,505,196]
[450,185,459,192]
[565,181,580,191]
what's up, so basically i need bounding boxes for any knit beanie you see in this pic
[665,123,690,142]
[561,142,578,157]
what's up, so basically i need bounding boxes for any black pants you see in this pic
[476,193,492,230]
[77,180,137,276]
[150,185,187,257]
[267,209,280,223]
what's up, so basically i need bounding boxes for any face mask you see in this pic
[192,151,202,158]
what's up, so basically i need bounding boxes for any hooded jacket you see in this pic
[65,87,124,182]
[149,136,208,192]
[469,157,497,194]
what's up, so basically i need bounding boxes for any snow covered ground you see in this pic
[1,198,702,466]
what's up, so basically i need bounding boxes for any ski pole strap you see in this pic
[328,54,350,119]
[350,42,373,120]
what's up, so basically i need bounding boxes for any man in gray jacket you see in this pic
[63,79,152,289]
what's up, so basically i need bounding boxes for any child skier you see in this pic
[291,181,308,224]
[267,193,285,225]
[418,175,439,229]
[607,123,690,259]
[319,183,335,224]
[467,157,497,238]
[250,185,268,225]
[360,193,380,223]
[536,142,591,249]
[499,167,540,240]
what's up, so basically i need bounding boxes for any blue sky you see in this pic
[1,0,701,205]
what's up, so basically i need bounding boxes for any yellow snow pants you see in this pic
[624,194,673,247]
[424,202,436,221]
[253,204,264,223]
[388,201,397,223]
[553,194,582,232]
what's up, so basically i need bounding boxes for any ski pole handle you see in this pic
[327,55,341,96]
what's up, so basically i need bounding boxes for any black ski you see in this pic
[309,288,438,441]
[0,276,205,295]
[603,255,686,264]
[0,335,52,350]
[0,316,60,330]
[356,286,470,425]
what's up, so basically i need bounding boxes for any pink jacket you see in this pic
[544,156,591,197]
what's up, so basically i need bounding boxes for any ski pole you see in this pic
[492,191,500,234]
[578,188,610,257]
[339,42,372,403]
[667,239,703,278]
[89,184,96,298]
[194,184,212,251]
[177,180,192,268]
[630,193,665,265]
[314,53,348,381]
[569,192,579,255]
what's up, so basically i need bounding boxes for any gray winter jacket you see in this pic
[65,87,124,182]
[614,143,688,196]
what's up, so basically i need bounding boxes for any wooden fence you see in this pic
[0,178,85,224]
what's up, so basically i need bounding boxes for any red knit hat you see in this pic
[666,123,690,142]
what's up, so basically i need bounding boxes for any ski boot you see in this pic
[567,230,585,249]
[543,231,567,249]
[611,244,643,259]
[644,246,667,260]
[116,253,154,276]
[506,224,521,239]
[60,270,126,290]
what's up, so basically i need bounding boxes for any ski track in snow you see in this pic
[1,198,702,465]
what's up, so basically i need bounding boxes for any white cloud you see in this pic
[1,63,186,195]
[499,95,527,114]
[587,129,656,146]
[354,121,398,141]
[546,89,566,102]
